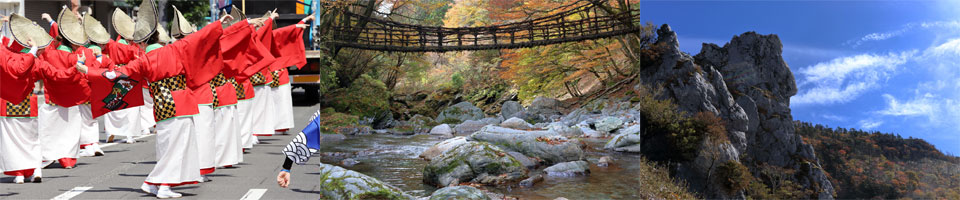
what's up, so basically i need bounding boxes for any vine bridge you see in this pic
[317,0,640,52]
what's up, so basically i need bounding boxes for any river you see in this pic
[318,133,641,199]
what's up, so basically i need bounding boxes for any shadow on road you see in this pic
[291,188,322,194]
[118,173,148,177]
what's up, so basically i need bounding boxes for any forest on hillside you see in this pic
[796,122,960,199]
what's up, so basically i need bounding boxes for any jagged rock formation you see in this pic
[640,24,835,199]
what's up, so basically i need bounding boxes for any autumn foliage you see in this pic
[796,121,960,199]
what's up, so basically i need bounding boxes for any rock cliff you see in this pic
[641,24,835,199]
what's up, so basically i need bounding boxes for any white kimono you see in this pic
[270,83,295,132]
[213,105,241,167]
[250,85,276,136]
[78,104,100,147]
[0,117,41,175]
[193,104,217,171]
[139,88,156,134]
[238,98,257,149]
[145,116,201,185]
[38,102,81,162]
[104,106,143,137]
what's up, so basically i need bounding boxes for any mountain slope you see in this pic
[796,122,960,199]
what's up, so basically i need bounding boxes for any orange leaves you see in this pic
[536,136,568,145]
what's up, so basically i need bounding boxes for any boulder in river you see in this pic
[479,117,502,125]
[316,163,411,200]
[594,117,623,133]
[506,151,538,169]
[597,156,613,167]
[454,120,487,135]
[577,125,603,138]
[546,123,582,138]
[340,158,359,167]
[500,117,533,130]
[436,102,485,124]
[500,101,524,119]
[544,161,590,177]
[604,125,642,153]
[430,124,454,136]
[469,125,584,164]
[428,186,491,200]
[518,173,544,188]
[422,141,528,187]
[420,136,469,161]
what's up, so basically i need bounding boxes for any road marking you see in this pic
[51,186,92,200]
[100,134,155,148]
[239,189,268,200]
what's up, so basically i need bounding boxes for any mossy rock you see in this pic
[436,102,485,124]
[327,74,392,119]
[318,110,360,134]
[422,141,528,187]
[316,163,412,200]
[428,186,491,200]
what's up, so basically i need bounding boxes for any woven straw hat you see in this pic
[8,14,53,48]
[169,5,195,37]
[57,8,87,46]
[156,24,171,44]
[261,10,272,19]
[83,13,110,44]
[222,5,246,28]
[112,0,157,43]
[111,8,134,40]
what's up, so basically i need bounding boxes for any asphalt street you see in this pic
[0,97,326,200]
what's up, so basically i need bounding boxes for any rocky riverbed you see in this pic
[318,134,641,199]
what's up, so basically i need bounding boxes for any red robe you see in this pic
[268,21,308,86]
[85,53,145,118]
[212,20,262,107]
[36,47,93,107]
[0,42,38,117]
[35,22,93,107]
[102,22,224,122]
[0,41,38,103]
[233,20,277,100]
[251,19,276,86]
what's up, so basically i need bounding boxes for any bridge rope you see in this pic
[320,0,641,52]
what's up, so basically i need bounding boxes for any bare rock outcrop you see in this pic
[640,24,834,199]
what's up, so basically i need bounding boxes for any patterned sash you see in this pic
[148,75,186,121]
[269,68,285,87]
[251,72,266,86]
[5,94,32,116]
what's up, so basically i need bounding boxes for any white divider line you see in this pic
[50,186,93,200]
[240,189,268,200]
[100,134,155,148]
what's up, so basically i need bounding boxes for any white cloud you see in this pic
[845,20,960,48]
[792,51,917,105]
[877,93,937,118]
[877,93,960,126]
[871,37,960,128]
[821,114,846,121]
[858,119,884,130]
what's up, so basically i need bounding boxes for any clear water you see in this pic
[319,134,641,199]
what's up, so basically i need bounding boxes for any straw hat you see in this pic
[112,0,157,43]
[7,14,53,48]
[261,10,273,19]
[169,5,195,37]
[57,7,87,46]
[83,13,110,45]
[222,5,246,28]
[156,24,171,44]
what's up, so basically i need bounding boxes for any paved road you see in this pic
[0,98,326,200]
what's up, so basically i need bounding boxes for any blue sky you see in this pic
[640,0,960,155]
